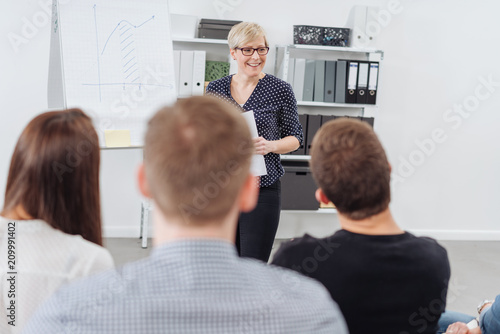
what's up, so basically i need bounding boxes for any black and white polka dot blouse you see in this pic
[206,74,304,187]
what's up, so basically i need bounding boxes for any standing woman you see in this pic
[206,22,303,262]
[0,109,114,333]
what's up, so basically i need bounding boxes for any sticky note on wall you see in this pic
[104,130,131,148]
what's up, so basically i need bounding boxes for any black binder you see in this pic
[290,114,308,155]
[367,62,379,105]
[361,117,375,128]
[345,60,359,104]
[321,115,337,127]
[305,115,321,155]
[356,61,369,104]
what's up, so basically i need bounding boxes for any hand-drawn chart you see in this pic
[50,0,176,146]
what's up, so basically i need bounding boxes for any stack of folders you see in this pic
[174,50,208,97]
[289,115,375,156]
[286,58,379,104]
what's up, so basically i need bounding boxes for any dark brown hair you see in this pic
[310,118,391,220]
[144,96,253,224]
[1,109,103,245]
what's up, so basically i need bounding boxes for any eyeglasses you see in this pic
[235,47,270,56]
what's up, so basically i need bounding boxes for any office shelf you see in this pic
[297,101,375,108]
[276,44,384,59]
[275,44,382,217]
[172,37,229,45]
[280,154,311,161]
[274,43,382,117]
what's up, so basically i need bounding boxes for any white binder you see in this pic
[179,50,194,97]
[345,5,379,48]
[345,5,367,48]
[365,7,380,48]
[192,50,206,96]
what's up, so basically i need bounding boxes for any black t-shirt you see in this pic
[271,230,450,334]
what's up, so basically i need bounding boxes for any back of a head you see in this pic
[310,118,391,220]
[144,96,253,224]
[2,109,102,245]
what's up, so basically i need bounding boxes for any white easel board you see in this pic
[48,0,177,147]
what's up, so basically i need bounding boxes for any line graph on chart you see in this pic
[56,0,176,146]
[83,4,171,102]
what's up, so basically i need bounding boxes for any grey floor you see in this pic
[103,238,499,316]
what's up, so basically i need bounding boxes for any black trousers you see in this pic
[236,180,281,262]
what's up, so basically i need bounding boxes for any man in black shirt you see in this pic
[272,118,450,334]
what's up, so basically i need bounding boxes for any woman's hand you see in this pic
[253,137,276,155]
[253,136,300,155]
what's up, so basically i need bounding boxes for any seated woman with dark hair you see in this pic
[0,109,114,333]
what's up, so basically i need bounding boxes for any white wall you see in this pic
[376,0,500,239]
[1,0,500,239]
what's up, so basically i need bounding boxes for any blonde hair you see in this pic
[144,96,253,224]
[228,22,268,49]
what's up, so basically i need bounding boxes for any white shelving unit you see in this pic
[280,43,384,54]
[277,44,383,161]
[172,37,229,45]
[297,101,375,108]
[275,44,383,234]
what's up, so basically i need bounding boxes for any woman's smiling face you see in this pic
[231,36,267,78]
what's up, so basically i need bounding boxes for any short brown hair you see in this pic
[2,109,103,245]
[228,22,268,49]
[144,96,253,223]
[310,118,391,220]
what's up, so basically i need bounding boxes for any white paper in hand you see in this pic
[241,111,267,176]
